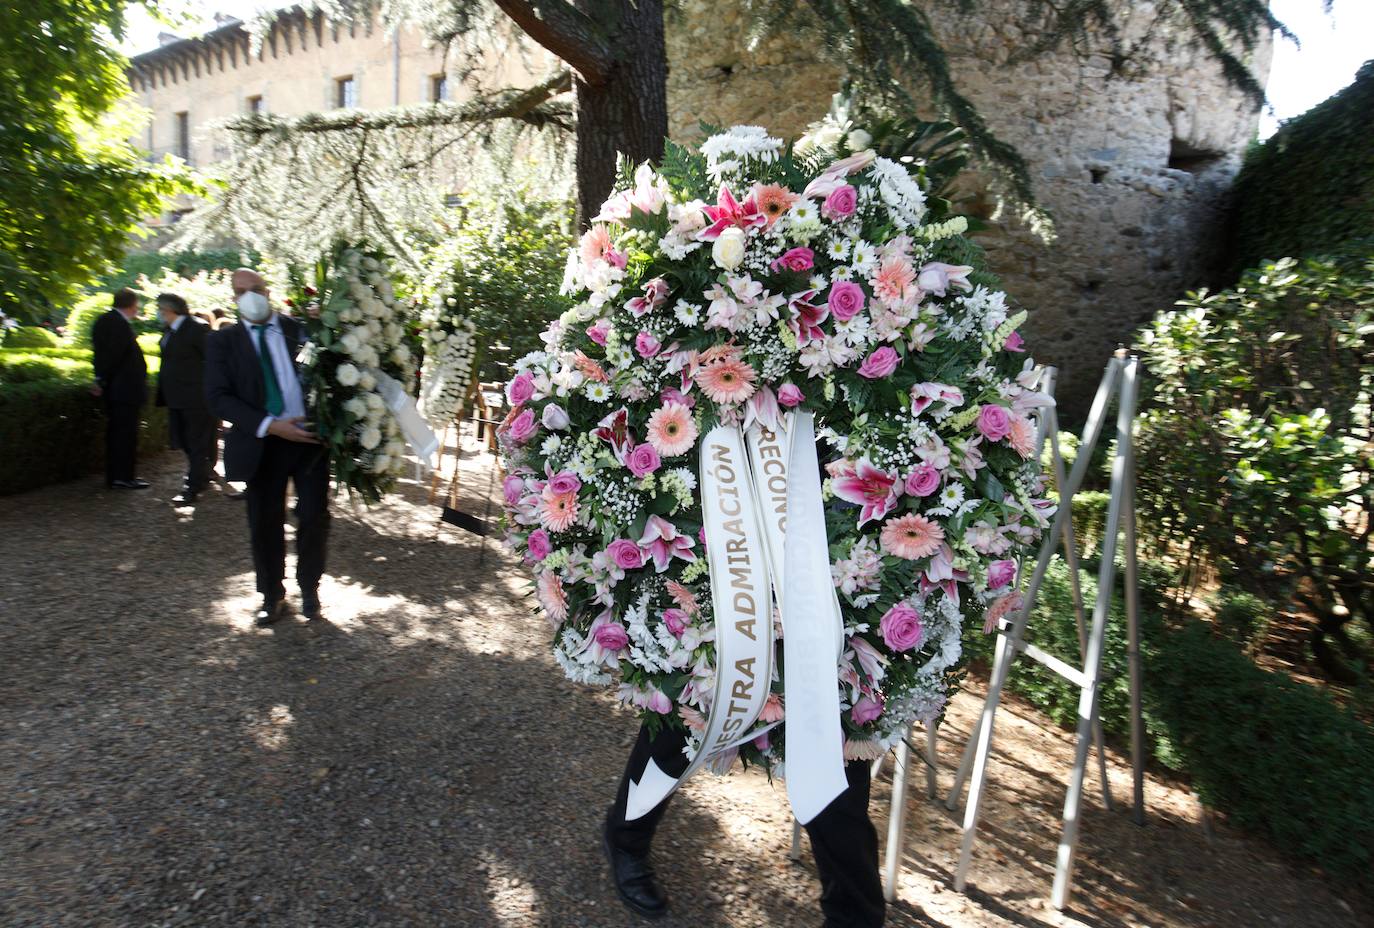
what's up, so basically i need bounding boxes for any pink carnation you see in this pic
[879,602,925,652]
[857,346,899,379]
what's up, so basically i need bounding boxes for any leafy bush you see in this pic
[1211,586,1271,652]
[63,291,116,348]
[97,249,255,295]
[420,191,574,384]
[1,348,165,494]
[1135,255,1374,629]
[1230,62,1374,274]
[963,557,1374,890]
[4,326,60,348]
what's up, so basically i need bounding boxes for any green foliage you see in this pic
[964,557,1374,890]
[97,249,257,295]
[1230,62,1374,274]
[62,292,118,348]
[0,1,192,323]
[0,348,165,494]
[3,327,61,349]
[1211,586,1271,651]
[420,191,575,383]
[1135,255,1374,622]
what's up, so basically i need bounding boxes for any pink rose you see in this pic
[542,403,570,430]
[1005,330,1026,352]
[506,372,535,406]
[593,621,629,653]
[771,246,815,273]
[879,602,925,652]
[905,464,940,497]
[857,346,899,379]
[626,443,662,478]
[508,408,536,443]
[526,529,551,561]
[547,471,581,495]
[586,320,610,346]
[851,694,884,725]
[822,183,857,220]
[977,404,1013,442]
[607,539,645,571]
[663,608,690,637]
[777,383,804,407]
[661,386,695,409]
[646,689,673,714]
[503,474,525,506]
[988,559,1017,590]
[635,331,662,358]
[827,281,866,321]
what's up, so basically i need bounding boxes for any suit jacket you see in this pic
[91,309,148,405]
[156,317,209,410]
[205,314,309,481]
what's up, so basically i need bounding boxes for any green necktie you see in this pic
[252,324,285,417]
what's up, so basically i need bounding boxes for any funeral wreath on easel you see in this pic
[497,123,1055,822]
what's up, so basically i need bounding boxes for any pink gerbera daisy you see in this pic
[872,256,916,305]
[579,224,614,266]
[665,579,701,615]
[694,358,757,405]
[879,513,945,560]
[752,183,800,226]
[1008,414,1037,459]
[537,570,568,623]
[646,401,699,457]
[574,350,609,383]
[539,487,579,532]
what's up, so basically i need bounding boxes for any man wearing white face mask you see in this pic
[205,269,330,627]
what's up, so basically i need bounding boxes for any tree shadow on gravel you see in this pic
[0,460,843,928]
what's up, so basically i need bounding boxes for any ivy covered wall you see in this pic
[1229,60,1374,274]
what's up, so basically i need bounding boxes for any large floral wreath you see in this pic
[498,124,1053,769]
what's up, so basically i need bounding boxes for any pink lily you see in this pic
[831,458,899,526]
[626,277,670,317]
[743,385,781,433]
[787,289,830,345]
[920,544,969,604]
[638,515,697,572]
[594,407,634,464]
[916,262,974,297]
[698,184,766,241]
[910,382,965,415]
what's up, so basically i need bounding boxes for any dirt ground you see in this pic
[2,447,1369,928]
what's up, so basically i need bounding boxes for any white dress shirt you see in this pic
[247,314,307,437]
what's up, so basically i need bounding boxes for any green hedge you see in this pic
[3,326,61,348]
[1229,61,1374,273]
[962,558,1374,890]
[95,248,255,295]
[0,348,166,494]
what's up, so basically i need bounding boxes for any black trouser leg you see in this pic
[245,439,291,601]
[290,446,330,595]
[805,760,886,928]
[607,725,690,857]
[104,400,139,484]
[169,408,213,491]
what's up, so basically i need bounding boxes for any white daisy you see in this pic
[585,381,612,403]
[826,238,851,261]
[674,301,702,326]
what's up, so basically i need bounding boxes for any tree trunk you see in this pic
[573,0,668,228]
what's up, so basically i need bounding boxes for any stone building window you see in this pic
[336,76,358,109]
[431,74,448,103]
[247,95,264,115]
[175,111,190,163]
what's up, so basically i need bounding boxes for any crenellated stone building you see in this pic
[129,3,1270,414]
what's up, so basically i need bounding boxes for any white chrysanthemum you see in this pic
[359,426,382,450]
[344,397,368,418]
[336,363,361,387]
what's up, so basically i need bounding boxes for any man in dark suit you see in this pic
[155,293,213,505]
[91,288,149,489]
[206,268,330,626]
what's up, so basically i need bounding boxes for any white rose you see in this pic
[386,440,406,458]
[360,426,382,450]
[846,129,872,150]
[392,345,411,366]
[344,397,368,418]
[372,454,391,473]
[542,403,570,430]
[712,226,746,270]
[336,363,361,387]
[360,371,377,391]
[366,393,386,412]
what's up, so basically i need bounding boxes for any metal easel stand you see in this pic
[944,351,1146,910]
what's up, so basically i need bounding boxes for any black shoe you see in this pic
[111,479,151,490]
[301,591,322,621]
[171,490,198,506]
[254,599,288,627]
[602,824,668,919]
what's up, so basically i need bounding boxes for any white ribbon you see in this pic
[371,369,440,466]
[625,412,847,825]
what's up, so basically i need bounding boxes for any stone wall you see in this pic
[666,1,1271,416]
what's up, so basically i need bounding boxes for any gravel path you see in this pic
[3,448,1369,928]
